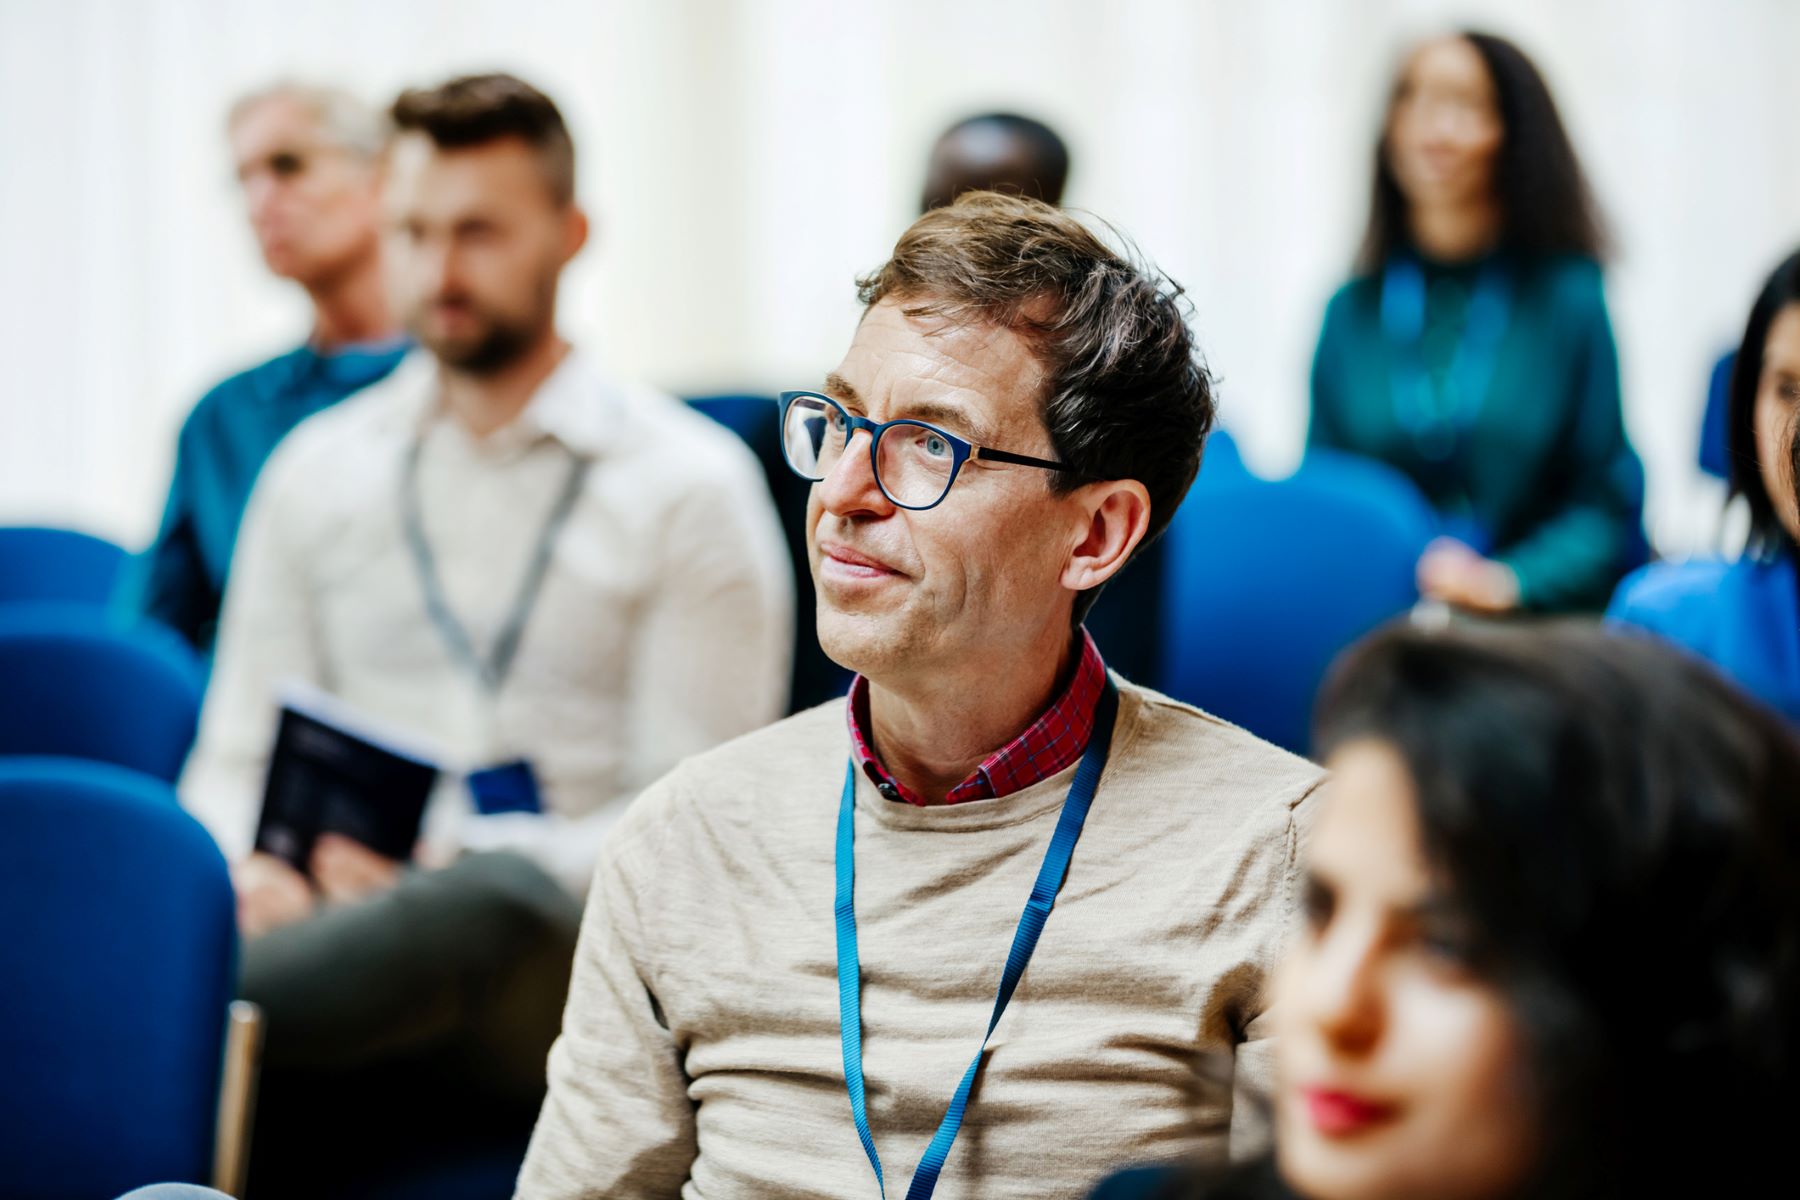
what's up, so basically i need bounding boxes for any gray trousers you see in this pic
[241,851,583,1197]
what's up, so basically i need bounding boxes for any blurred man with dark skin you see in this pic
[119,83,408,652]
[920,111,1071,212]
[180,73,791,1194]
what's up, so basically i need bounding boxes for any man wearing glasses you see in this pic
[521,192,1324,1199]
[119,82,409,653]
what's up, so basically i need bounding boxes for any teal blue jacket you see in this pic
[1309,253,1644,611]
[118,339,409,651]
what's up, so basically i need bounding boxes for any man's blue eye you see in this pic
[924,434,949,458]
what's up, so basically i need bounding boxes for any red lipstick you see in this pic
[1301,1088,1398,1137]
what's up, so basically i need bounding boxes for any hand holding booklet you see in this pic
[253,682,442,876]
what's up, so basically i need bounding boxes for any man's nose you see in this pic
[242,175,280,226]
[817,428,895,519]
[416,242,461,298]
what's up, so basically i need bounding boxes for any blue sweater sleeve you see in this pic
[1605,559,1736,645]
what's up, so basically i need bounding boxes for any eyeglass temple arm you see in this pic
[974,446,1069,472]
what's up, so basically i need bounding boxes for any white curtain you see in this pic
[2,0,1795,555]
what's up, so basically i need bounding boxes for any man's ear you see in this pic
[561,205,590,263]
[1060,479,1151,595]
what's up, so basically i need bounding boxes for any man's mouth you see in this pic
[818,540,905,581]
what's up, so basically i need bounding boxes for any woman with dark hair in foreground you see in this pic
[1608,248,1800,721]
[1308,30,1644,615]
[1092,622,1800,1200]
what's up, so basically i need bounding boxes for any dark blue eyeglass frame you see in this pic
[777,389,1070,511]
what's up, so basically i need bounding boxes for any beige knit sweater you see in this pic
[517,679,1324,1199]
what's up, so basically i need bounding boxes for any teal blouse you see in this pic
[1309,253,1645,611]
[117,339,410,652]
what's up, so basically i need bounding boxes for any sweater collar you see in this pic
[844,628,1107,807]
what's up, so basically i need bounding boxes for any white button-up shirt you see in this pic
[179,347,794,893]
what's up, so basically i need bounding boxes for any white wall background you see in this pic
[2,0,1795,555]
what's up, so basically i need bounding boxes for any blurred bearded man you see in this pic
[179,73,792,1194]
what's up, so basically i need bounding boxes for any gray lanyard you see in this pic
[399,431,592,693]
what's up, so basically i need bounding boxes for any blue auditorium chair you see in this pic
[1083,533,1166,686]
[0,609,204,782]
[688,393,852,711]
[1158,449,1438,755]
[1699,349,1734,479]
[0,759,259,1200]
[1199,425,1245,480]
[686,392,777,446]
[1082,428,1247,684]
[0,525,128,608]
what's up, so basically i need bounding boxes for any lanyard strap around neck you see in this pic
[399,432,591,694]
[834,677,1120,1200]
[1380,254,1514,466]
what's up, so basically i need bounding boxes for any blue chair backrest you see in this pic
[0,526,128,607]
[1158,450,1438,755]
[1082,428,1253,683]
[1700,349,1734,480]
[687,394,853,712]
[1199,426,1245,481]
[1083,537,1167,688]
[0,758,235,1199]
[687,393,777,446]
[0,609,204,781]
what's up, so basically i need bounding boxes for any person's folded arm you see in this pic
[478,453,794,897]
[621,452,795,794]
[1494,284,1645,611]
[178,437,325,860]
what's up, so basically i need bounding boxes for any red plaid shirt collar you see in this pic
[845,629,1108,806]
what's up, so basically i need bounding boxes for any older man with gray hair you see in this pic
[119,81,408,652]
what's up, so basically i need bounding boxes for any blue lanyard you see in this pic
[1380,254,1514,465]
[834,678,1120,1199]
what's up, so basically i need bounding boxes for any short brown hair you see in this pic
[858,191,1214,611]
[389,73,576,204]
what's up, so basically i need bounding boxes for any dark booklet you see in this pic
[253,684,441,875]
